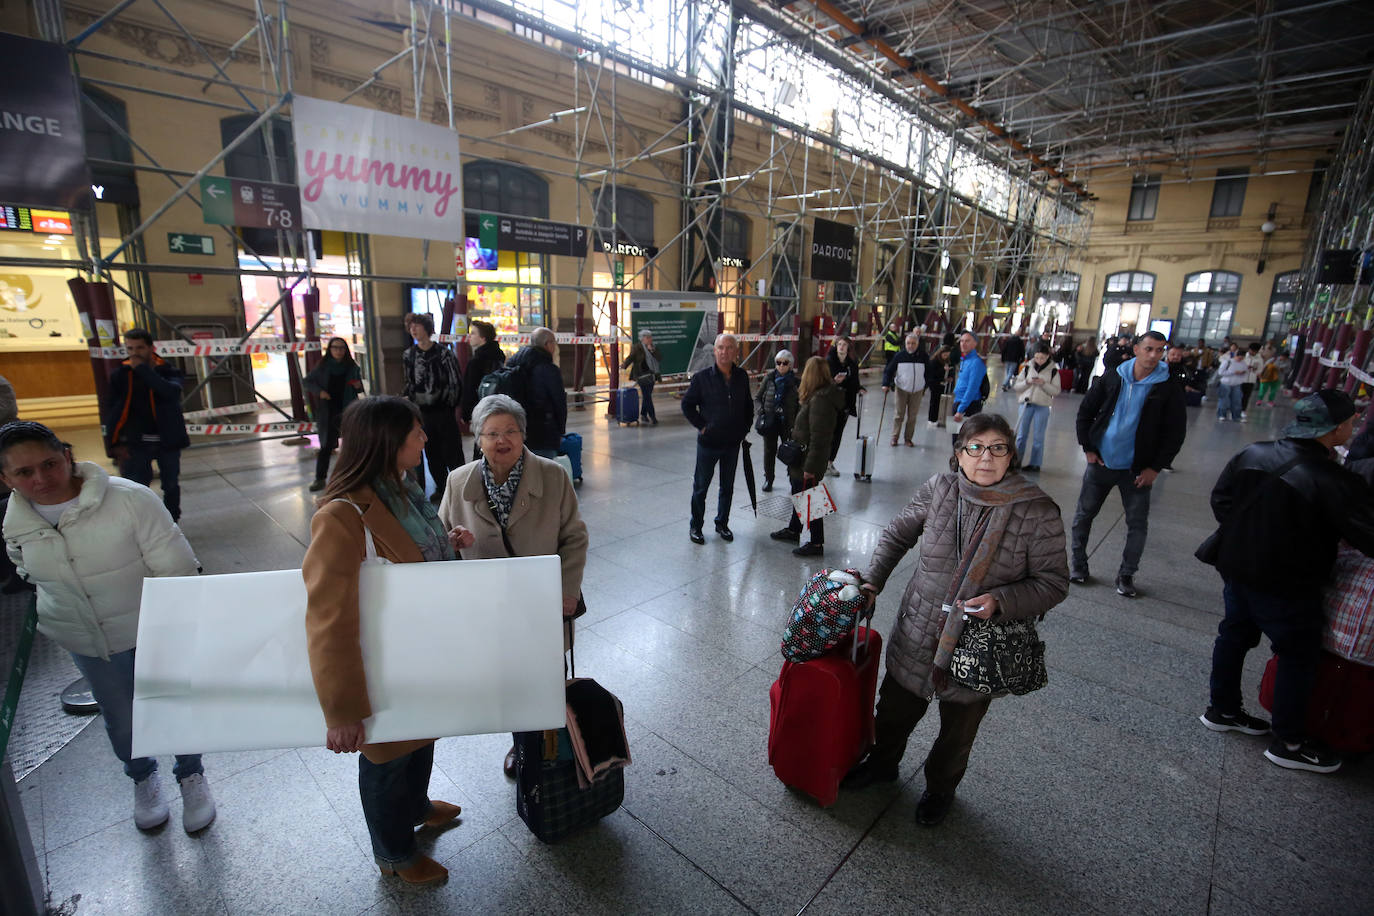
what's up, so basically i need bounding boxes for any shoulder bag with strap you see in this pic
[334,499,392,566]
[1194,456,1303,565]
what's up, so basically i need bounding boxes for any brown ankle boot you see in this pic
[421,800,461,829]
[380,854,448,886]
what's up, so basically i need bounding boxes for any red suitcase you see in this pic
[1257,650,1374,753]
[1059,367,1074,392]
[768,625,882,807]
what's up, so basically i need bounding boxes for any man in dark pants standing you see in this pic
[105,328,190,521]
[1200,389,1374,774]
[506,326,567,460]
[681,333,753,545]
[1069,330,1185,597]
[402,312,463,502]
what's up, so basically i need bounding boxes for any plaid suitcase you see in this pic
[514,727,624,842]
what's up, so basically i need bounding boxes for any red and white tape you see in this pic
[182,402,266,421]
[187,421,315,435]
[92,338,324,358]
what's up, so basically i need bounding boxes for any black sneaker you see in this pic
[1264,739,1342,774]
[841,759,898,790]
[792,543,824,558]
[770,528,800,543]
[1115,574,1137,598]
[689,527,705,545]
[715,523,734,542]
[915,790,955,826]
[1199,707,1270,735]
[1069,566,1089,585]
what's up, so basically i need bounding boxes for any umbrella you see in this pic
[740,439,758,517]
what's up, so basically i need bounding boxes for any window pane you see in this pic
[1210,169,1248,218]
[1214,272,1241,294]
[1185,272,1211,293]
[1131,273,1154,292]
[1107,273,1129,292]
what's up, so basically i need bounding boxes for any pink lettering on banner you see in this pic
[301,150,459,217]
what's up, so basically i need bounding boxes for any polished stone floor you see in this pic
[10,380,1373,915]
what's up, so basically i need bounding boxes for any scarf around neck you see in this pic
[372,476,455,562]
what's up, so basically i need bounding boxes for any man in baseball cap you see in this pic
[1198,388,1374,773]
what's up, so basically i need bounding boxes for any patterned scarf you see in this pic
[481,454,525,530]
[371,476,454,562]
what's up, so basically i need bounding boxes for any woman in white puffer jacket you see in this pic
[0,421,215,834]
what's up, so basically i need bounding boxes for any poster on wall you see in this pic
[810,218,856,282]
[291,96,463,242]
[0,32,92,211]
[628,292,720,376]
[0,270,84,341]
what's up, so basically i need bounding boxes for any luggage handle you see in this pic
[850,600,877,664]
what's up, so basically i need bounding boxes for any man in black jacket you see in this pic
[403,312,464,502]
[1200,389,1374,774]
[461,319,506,460]
[681,333,753,544]
[1069,331,1185,597]
[505,326,566,460]
[999,333,1026,391]
[105,328,190,521]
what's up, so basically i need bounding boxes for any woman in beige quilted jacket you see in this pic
[843,413,1069,826]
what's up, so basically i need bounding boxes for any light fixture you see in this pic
[1260,220,1277,234]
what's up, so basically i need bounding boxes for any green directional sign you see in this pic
[200,176,234,226]
[614,260,625,287]
[478,212,498,250]
[168,232,215,255]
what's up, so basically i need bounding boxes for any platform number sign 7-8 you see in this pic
[200,176,303,231]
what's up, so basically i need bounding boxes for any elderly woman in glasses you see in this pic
[437,394,589,775]
[843,413,1068,828]
[755,349,800,492]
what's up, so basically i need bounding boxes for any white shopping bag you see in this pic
[132,555,565,756]
[791,483,838,523]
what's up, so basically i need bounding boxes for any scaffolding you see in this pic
[4,0,1095,442]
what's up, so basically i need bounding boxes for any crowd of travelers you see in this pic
[2,311,1370,890]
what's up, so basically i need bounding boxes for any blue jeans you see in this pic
[69,648,203,783]
[1070,463,1153,576]
[638,378,657,422]
[358,743,435,866]
[1217,384,1243,420]
[1210,579,1322,743]
[1002,364,1018,389]
[690,440,739,530]
[1014,403,1050,466]
[119,444,182,521]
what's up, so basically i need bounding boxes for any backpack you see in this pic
[979,371,991,400]
[781,568,869,662]
[477,360,531,404]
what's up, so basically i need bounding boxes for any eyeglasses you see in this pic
[479,429,523,442]
[775,360,791,366]
[959,442,1011,458]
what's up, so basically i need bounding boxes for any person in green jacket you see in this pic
[304,337,364,491]
[770,356,844,558]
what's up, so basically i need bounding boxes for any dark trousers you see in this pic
[762,433,780,485]
[927,383,944,422]
[119,443,182,521]
[1210,579,1322,743]
[415,405,463,497]
[638,378,657,422]
[1240,382,1255,411]
[358,743,435,866]
[1074,366,1091,393]
[1070,463,1152,576]
[868,673,992,794]
[314,414,341,482]
[828,410,850,461]
[690,440,740,529]
[785,471,824,545]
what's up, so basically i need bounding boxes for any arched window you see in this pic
[1099,271,1155,343]
[1263,271,1300,342]
[594,186,654,247]
[1178,270,1241,346]
[461,160,550,331]
[83,85,138,206]
[1034,272,1080,331]
[721,210,750,259]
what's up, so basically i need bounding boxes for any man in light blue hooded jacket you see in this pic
[1069,331,1187,597]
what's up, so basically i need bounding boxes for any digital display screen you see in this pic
[0,205,34,232]
[465,237,498,271]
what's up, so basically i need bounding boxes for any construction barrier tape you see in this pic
[186,422,315,435]
[181,402,268,421]
[91,338,325,358]
[1320,356,1374,386]
[0,595,38,762]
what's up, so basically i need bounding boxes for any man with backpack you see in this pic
[950,331,988,424]
[500,327,566,460]
[461,320,506,460]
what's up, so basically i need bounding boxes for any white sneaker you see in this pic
[134,774,170,829]
[178,773,217,833]
[825,463,840,477]
[1241,411,1248,419]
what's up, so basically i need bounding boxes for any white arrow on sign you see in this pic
[204,183,225,199]
[481,217,495,231]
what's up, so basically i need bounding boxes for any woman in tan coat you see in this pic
[843,413,1068,826]
[769,357,843,558]
[438,393,589,775]
[302,396,466,887]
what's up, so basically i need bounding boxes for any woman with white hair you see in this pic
[622,329,663,424]
[755,349,799,492]
[438,394,589,777]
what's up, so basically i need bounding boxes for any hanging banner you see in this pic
[0,32,92,211]
[628,292,719,376]
[291,95,463,242]
[810,217,856,282]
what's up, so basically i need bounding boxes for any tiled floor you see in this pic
[11,382,1373,915]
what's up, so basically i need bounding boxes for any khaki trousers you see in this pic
[891,388,926,442]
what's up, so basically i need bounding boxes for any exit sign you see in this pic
[168,233,215,255]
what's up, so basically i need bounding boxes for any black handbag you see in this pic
[776,439,806,468]
[949,617,1048,696]
[1194,456,1302,566]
